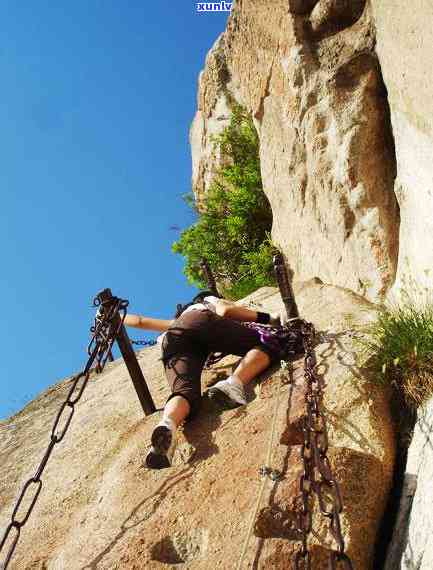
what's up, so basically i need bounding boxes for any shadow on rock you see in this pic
[81,466,194,570]
[182,360,281,464]
[182,397,223,464]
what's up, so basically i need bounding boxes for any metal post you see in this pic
[200,259,219,296]
[97,289,156,415]
[273,253,299,320]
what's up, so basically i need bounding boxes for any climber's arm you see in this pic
[214,299,262,322]
[122,314,174,332]
[213,298,280,325]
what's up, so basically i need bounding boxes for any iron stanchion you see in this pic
[273,253,299,320]
[200,259,219,296]
[96,288,156,416]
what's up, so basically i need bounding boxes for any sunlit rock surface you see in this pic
[191,0,400,302]
[371,0,433,299]
[384,398,433,570]
[0,285,395,569]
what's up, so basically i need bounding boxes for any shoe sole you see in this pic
[207,388,244,410]
[145,426,172,470]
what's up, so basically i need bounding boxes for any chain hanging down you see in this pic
[0,294,127,570]
[294,321,353,570]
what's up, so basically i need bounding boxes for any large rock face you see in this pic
[191,0,400,301]
[190,35,233,207]
[0,284,395,569]
[401,399,433,569]
[370,0,433,299]
[384,398,433,570]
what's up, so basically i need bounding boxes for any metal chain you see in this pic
[294,321,353,570]
[0,293,128,570]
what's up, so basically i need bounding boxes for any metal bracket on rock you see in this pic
[259,466,283,481]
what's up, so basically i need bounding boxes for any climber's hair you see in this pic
[174,290,222,319]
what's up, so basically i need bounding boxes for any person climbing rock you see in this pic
[123,291,299,469]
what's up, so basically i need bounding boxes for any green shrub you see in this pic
[221,238,276,300]
[172,104,275,299]
[359,300,433,409]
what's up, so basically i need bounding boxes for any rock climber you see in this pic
[123,291,297,469]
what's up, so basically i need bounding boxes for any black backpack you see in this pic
[174,290,221,319]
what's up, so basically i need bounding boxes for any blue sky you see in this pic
[0,2,229,419]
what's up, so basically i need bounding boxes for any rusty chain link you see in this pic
[0,293,128,570]
[294,321,353,570]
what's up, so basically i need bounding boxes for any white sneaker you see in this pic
[145,423,177,469]
[207,379,247,409]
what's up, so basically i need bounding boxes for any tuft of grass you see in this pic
[359,301,433,409]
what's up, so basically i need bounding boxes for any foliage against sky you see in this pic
[173,104,275,300]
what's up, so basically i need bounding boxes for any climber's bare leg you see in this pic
[233,348,271,386]
[207,348,271,409]
[146,395,190,469]
[163,395,191,427]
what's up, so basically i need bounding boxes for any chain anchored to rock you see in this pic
[0,293,129,570]
[294,321,353,570]
[259,465,283,481]
[0,289,157,570]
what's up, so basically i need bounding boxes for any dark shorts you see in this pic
[161,310,278,420]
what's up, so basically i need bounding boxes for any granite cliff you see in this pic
[189,0,433,566]
[191,0,433,303]
[1,1,433,568]
[0,284,396,569]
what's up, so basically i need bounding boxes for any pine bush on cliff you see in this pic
[172,105,275,299]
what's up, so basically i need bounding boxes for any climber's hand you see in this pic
[269,311,288,327]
